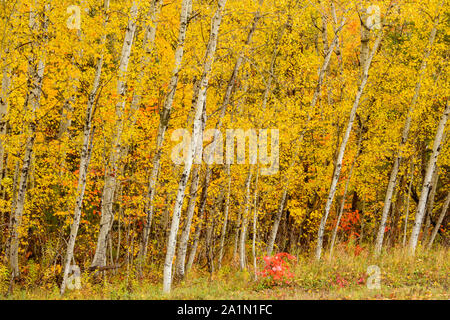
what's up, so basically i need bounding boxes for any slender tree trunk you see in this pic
[315,7,391,260]
[329,130,362,256]
[174,164,201,279]
[252,168,259,278]
[163,0,226,294]
[239,166,253,270]
[218,164,231,268]
[91,1,139,269]
[186,165,211,272]
[422,169,439,244]
[0,65,10,182]
[427,190,450,249]
[233,210,241,261]
[9,4,49,278]
[205,192,222,274]
[129,0,163,117]
[409,102,449,254]
[60,0,110,295]
[390,175,405,246]
[182,0,265,273]
[140,0,191,261]
[374,14,439,256]
[403,159,415,246]
[267,189,287,256]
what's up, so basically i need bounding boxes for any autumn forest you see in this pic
[0,0,449,299]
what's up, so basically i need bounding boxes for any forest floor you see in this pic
[1,245,449,300]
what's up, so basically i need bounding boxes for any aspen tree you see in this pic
[374,11,441,256]
[409,102,449,254]
[163,0,226,293]
[329,128,363,256]
[9,2,50,278]
[60,0,111,295]
[178,0,265,277]
[315,4,394,261]
[239,166,253,270]
[427,189,450,249]
[140,0,192,261]
[217,164,231,269]
[403,159,415,246]
[91,0,140,269]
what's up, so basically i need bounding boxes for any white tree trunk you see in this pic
[329,131,362,256]
[60,0,110,295]
[91,1,139,269]
[239,167,253,270]
[140,0,191,260]
[0,65,10,178]
[403,159,415,246]
[175,0,264,275]
[374,18,439,256]
[409,102,449,254]
[129,0,163,119]
[218,164,231,268]
[251,167,259,278]
[427,190,450,249]
[163,0,226,294]
[9,4,49,278]
[423,169,439,243]
[186,164,212,272]
[175,164,201,279]
[315,9,390,260]
[267,189,287,256]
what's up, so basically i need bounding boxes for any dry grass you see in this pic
[1,244,448,300]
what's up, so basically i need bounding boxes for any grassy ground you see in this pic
[1,244,448,300]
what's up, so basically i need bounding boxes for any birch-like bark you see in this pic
[205,192,222,274]
[374,16,439,256]
[113,1,163,272]
[129,0,163,117]
[140,0,191,260]
[174,164,200,279]
[233,209,241,261]
[422,169,439,243]
[0,7,12,177]
[163,0,226,294]
[402,159,415,246]
[315,6,392,261]
[60,0,110,295]
[0,64,10,179]
[409,102,449,254]
[185,170,209,272]
[218,164,231,269]
[91,1,139,269]
[427,190,450,249]
[251,168,259,278]
[183,0,265,272]
[9,4,49,278]
[239,167,253,270]
[267,189,287,256]
[329,130,362,256]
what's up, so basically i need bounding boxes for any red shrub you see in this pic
[258,252,296,285]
